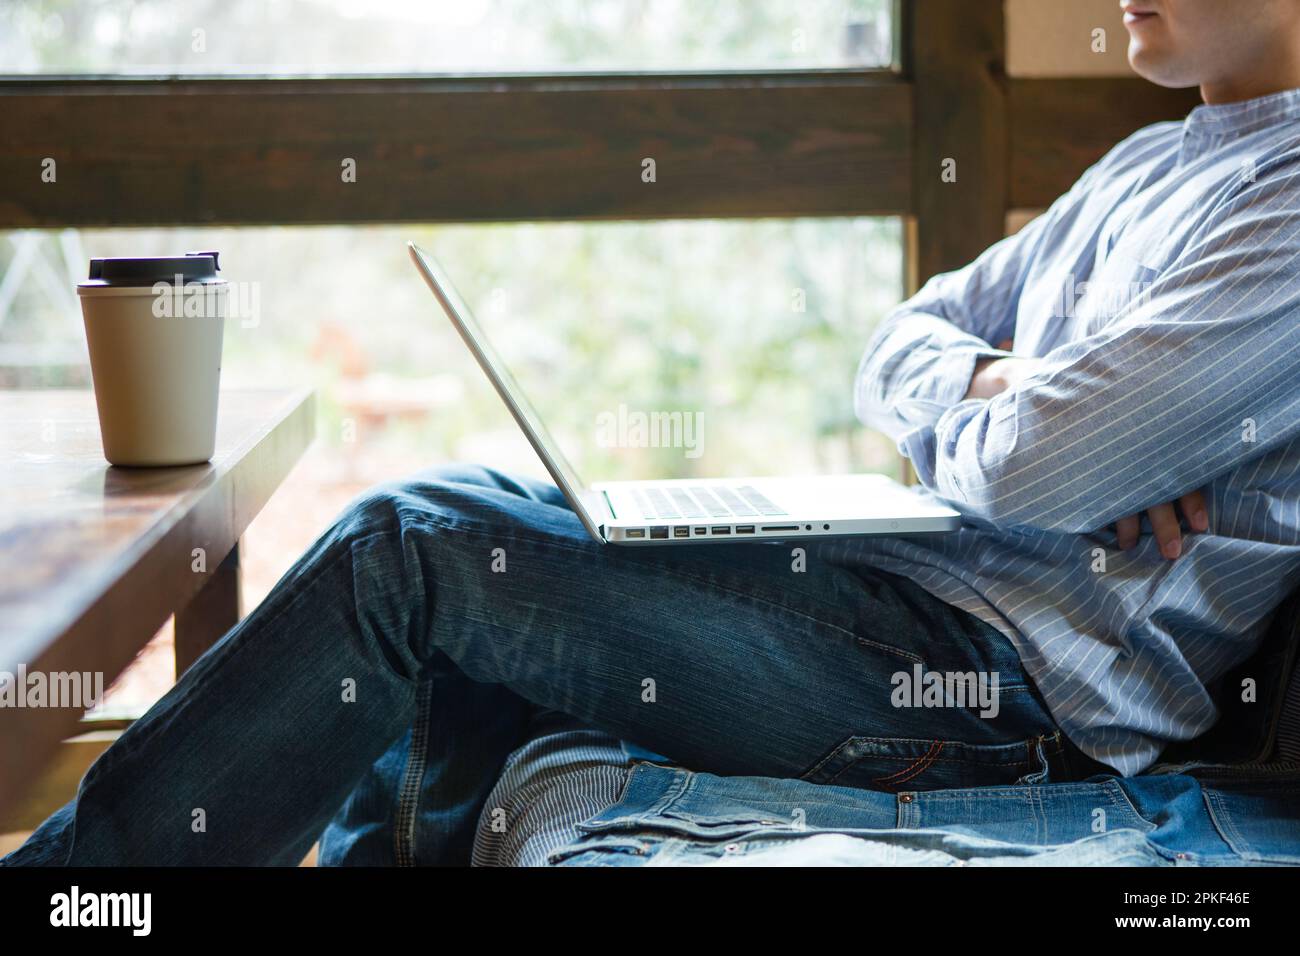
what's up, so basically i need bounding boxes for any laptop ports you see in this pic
[711,526,731,535]
[694,527,708,536]
[649,526,669,539]
[626,528,646,539]
[735,525,755,534]
[673,527,690,538]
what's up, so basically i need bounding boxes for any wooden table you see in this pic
[0,389,314,824]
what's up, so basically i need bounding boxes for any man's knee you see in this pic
[333,477,482,659]
[407,462,504,489]
[336,463,535,547]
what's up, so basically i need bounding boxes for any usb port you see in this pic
[626,528,645,538]
[649,526,669,539]
[673,527,690,538]
[711,526,731,535]
[736,525,755,534]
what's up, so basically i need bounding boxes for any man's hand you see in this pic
[963,339,1041,400]
[962,338,1209,559]
[1114,490,1209,560]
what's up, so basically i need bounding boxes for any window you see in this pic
[2,0,894,74]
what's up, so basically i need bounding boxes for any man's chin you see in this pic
[1128,51,1199,89]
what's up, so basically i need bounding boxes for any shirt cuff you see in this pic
[936,344,1010,405]
[893,344,1010,432]
[898,424,938,489]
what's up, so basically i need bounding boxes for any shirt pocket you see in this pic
[1074,250,1162,334]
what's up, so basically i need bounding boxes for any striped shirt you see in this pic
[851,87,1300,775]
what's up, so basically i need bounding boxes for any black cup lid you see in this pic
[84,251,222,286]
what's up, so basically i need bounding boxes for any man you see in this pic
[9,0,1300,865]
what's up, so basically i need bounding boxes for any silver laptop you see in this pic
[408,242,961,546]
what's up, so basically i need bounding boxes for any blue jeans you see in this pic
[468,709,1300,866]
[6,464,1092,867]
[544,760,1300,867]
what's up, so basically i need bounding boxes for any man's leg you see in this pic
[317,668,539,866]
[310,464,1064,864]
[6,463,1063,866]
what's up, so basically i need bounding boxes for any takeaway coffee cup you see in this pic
[77,252,227,466]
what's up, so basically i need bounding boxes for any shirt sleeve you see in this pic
[855,161,1101,442]
[900,165,1300,534]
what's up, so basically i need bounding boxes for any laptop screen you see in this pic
[407,243,593,516]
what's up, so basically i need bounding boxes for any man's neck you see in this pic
[1201,79,1299,105]
[1200,53,1300,104]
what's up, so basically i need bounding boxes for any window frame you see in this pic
[0,1,1201,288]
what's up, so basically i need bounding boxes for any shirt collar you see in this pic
[1183,86,1300,142]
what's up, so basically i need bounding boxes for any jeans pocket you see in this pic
[800,732,1065,791]
[1201,785,1300,864]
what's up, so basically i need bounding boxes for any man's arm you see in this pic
[855,159,1102,441]
[966,347,1210,558]
[896,168,1300,535]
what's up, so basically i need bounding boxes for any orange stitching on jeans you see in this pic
[872,740,944,790]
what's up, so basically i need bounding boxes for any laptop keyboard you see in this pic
[633,485,788,521]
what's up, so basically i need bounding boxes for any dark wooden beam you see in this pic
[0,72,912,227]
[1008,77,1202,209]
[175,543,241,678]
[903,0,1007,290]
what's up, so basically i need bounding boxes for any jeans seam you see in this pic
[655,772,695,816]
[393,678,434,867]
[1106,779,1159,834]
[1201,789,1251,860]
[800,742,851,783]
